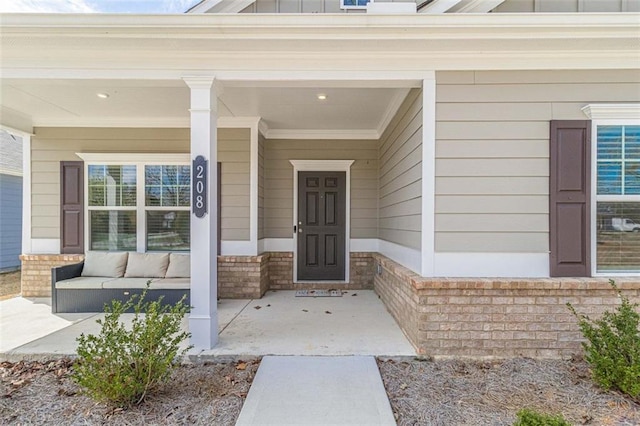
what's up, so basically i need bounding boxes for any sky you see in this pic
[0,0,202,14]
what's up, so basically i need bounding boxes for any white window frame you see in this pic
[584,104,640,276]
[340,0,373,10]
[77,153,190,253]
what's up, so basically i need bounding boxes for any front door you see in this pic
[297,171,346,281]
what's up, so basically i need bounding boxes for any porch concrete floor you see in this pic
[0,290,415,360]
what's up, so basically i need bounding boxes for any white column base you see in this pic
[189,314,219,350]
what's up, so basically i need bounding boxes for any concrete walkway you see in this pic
[236,356,396,426]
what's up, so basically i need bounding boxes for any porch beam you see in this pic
[184,75,219,350]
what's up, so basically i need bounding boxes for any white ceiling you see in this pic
[0,79,408,136]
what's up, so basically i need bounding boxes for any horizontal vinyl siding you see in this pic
[494,0,636,12]
[219,129,250,241]
[30,127,249,241]
[435,70,640,253]
[378,88,423,250]
[257,133,265,241]
[0,174,22,269]
[263,139,378,239]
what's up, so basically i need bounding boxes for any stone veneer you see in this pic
[373,253,640,359]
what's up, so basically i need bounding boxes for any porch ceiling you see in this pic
[0,78,407,136]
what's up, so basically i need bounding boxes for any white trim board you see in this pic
[221,241,255,256]
[30,239,60,254]
[433,253,550,278]
[21,134,32,254]
[378,239,422,275]
[421,77,436,277]
[290,160,354,283]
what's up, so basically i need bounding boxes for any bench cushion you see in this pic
[165,253,190,278]
[55,276,115,289]
[151,278,190,290]
[124,252,170,278]
[103,278,157,289]
[81,251,129,278]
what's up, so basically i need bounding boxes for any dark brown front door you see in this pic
[297,171,346,281]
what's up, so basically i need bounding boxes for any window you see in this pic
[341,0,371,8]
[88,165,137,251]
[595,124,640,272]
[144,165,190,251]
[81,154,191,253]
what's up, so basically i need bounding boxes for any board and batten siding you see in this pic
[435,69,640,253]
[263,139,378,239]
[30,127,250,243]
[378,88,423,251]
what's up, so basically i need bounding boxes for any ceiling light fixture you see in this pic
[97,92,110,99]
[317,94,327,100]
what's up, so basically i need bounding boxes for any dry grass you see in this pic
[0,358,260,426]
[378,357,640,426]
[0,271,20,301]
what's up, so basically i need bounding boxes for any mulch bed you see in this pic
[378,357,640,426]
[3,356,639,425]
[0,358,260,425]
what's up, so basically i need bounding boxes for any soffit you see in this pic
[0,78,403,133]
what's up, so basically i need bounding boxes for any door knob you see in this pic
[299,228,303,233]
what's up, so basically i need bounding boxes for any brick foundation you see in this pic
[20,251,373,298]
[20,254,84,297]
[217,255,269,299]
[373,253,640,359]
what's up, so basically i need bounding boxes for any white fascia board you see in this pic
[2,12,638,29]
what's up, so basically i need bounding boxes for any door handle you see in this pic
[299,228,303,233]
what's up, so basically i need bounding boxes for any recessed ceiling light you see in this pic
[317,94,327,100]
[97,93,110,99]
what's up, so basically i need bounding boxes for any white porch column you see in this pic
[184,76,219,350]
[421,75,436,277]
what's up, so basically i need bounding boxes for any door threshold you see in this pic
[295,280,348,285]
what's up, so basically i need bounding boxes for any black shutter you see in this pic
[549,120,591,277]
[60,161,84,254]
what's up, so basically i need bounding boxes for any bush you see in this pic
[513,409,571,426]
[567,280,640,400]
[73,289,192,407]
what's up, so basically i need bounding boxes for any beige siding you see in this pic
[258,132,265,240]
[30,127,250,242]
[263,139,378,239]
[219,128,251,241]
[435,70,640,253]
[378,88,423,250]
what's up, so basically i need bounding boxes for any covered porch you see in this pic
[1,290,416,359]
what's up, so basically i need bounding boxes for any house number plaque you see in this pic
[192,155,208,218]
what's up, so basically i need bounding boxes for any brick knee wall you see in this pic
[268,252,293,290]
[218,255,268,299]
[20,254,84,297]
[373,253,640,359]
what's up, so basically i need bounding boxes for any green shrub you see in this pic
[73,290,192,407]
[513,408,571,426]
[567,280,640,400]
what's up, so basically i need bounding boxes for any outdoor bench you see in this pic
[51,251,190,313]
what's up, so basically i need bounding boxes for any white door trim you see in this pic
[290,160,354,283]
